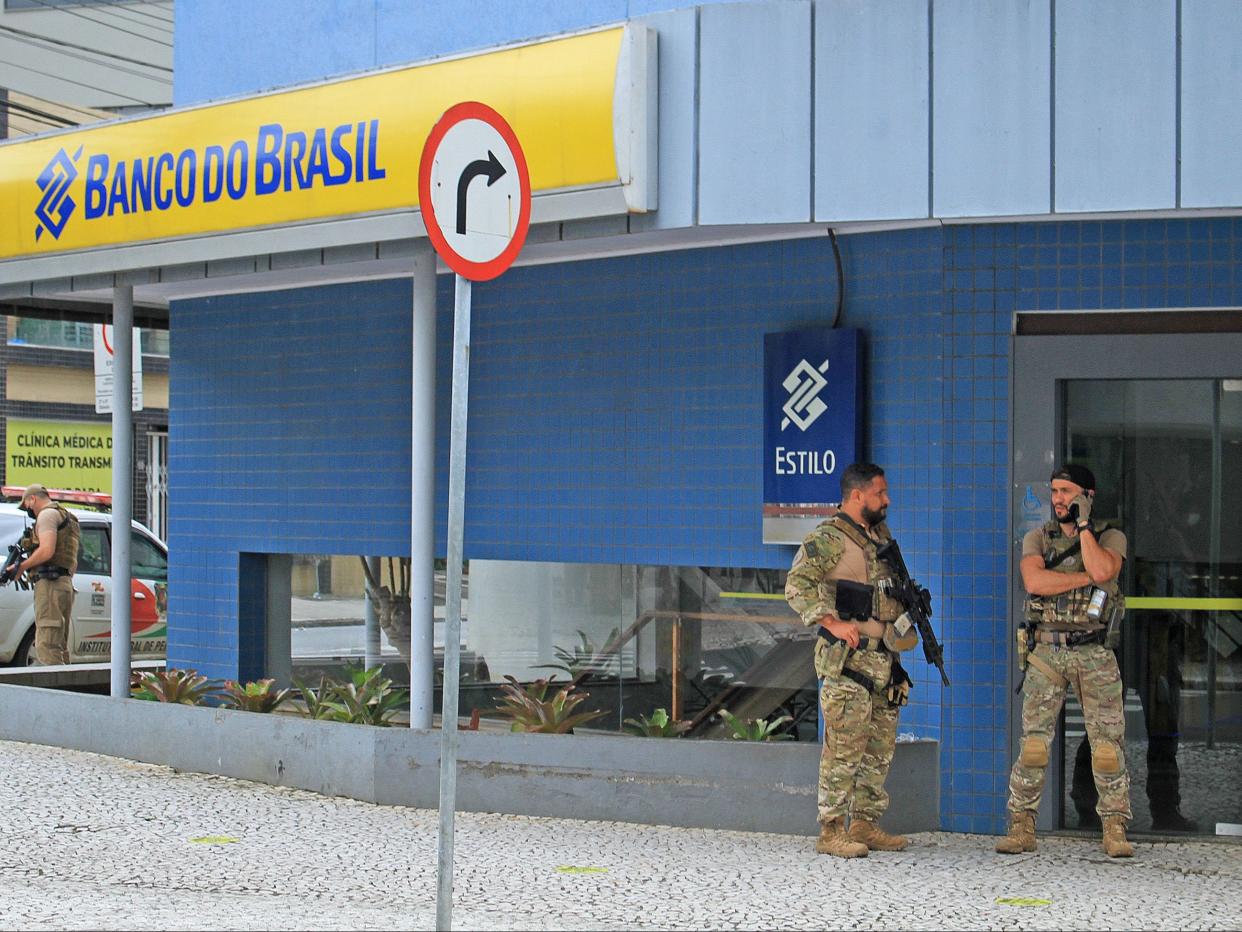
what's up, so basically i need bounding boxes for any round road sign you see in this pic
[418,101,531,281]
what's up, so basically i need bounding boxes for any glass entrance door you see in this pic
[1060,379,1242,836]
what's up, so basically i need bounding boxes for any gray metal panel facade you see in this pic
[815,0,929,221]
[933,0,1051,217]
[1180,0,1242,208]
[697,1,812,225]
[632,8,698,231]
[1054,0,1177,213]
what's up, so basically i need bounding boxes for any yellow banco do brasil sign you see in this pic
[6,419,113,493]
[0,26,649,261]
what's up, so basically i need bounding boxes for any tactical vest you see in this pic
[32,503,80,575]
[824,515,904,623]
[1024,519,1123,631]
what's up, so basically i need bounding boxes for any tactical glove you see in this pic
[1068,493,1092,527]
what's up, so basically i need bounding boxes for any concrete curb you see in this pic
[0,682,938,835]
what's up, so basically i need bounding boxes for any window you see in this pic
[9,318,93,350]
[77,526,110,576]
[7,317,169,356]
[130,531,166,581]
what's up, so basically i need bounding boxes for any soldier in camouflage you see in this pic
[785,462,919,859]
[996,463,1134,858]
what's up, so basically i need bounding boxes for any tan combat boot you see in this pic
[816,817,868,858]
[1102,815,1134,858]
[994,811,1036,854]
[848,819,909,851]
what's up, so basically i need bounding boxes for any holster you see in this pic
[1016,624,1032,672]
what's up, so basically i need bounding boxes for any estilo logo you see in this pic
[34,146,82,241]
[780,358,831,431]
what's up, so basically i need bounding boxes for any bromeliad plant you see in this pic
[493,675,606,734]
[317,665,409,727]
[622,707,691,738]
[718,709,794,742]
[219,678,293,714]
[293,675,338,721]
[534,628,621,680]
[130,668,221,705]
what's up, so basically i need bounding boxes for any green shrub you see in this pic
[219,678,293,713]
[320,665,408,726]
[718,709,794,742]
[623,707,691,738]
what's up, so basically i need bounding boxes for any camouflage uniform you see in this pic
[786,515,906,825]
[1006,520,1131,821]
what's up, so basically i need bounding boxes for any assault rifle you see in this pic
[0,540,29,590]
[875,538,950,687]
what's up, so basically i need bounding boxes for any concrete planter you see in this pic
[0,683,938,835]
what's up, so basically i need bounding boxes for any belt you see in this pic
[818,627,887,652]
[35,566,69,580]
[1035,629,1105,647]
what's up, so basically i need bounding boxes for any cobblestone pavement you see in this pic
[1,740,1239,931]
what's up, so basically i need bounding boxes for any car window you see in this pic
[77,527,110,576]
[131,531,167,581]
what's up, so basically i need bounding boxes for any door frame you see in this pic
[1010,314,1242,831]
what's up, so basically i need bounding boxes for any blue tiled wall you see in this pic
[169,216,1242,831]
[936,216,1242,832]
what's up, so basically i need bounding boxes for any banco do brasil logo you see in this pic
[35,146,83,242]
[780,357,831,431]
[27,119,386,248]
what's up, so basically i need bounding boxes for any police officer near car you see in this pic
[2,484,80,665]
[996,463,1134,858]
[785,462,919,859]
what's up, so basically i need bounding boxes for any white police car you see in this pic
[0,492,167,666]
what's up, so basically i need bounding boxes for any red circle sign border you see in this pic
[418,101,532,282]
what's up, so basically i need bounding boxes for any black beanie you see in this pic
[1051,463,1096,491]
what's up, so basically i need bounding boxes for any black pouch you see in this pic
[835,579,874,621]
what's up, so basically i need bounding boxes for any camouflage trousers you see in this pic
[1007,642,1131,820]
[817,643,899,824]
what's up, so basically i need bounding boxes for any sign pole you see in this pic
[421,99,530,932]
[435,273,470,931]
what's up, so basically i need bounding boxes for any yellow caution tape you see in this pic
[190,835,240,845]
[1126,597,1242,611]
[555,866,608,874]
[724,594,1242,611]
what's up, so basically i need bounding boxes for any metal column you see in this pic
[410,242,438,728]
[364,556,382,671]
[110,284,133,699]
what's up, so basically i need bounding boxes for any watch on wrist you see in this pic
[1077,520,1091,533]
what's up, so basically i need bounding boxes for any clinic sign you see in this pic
[762,327,862,544]
[6,419,113,493]
[0,27,633,259]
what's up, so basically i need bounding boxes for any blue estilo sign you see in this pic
[762,327,862,542]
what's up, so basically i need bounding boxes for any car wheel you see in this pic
[15,626,36,666]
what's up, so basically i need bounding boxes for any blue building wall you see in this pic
[170,216,1242,831]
